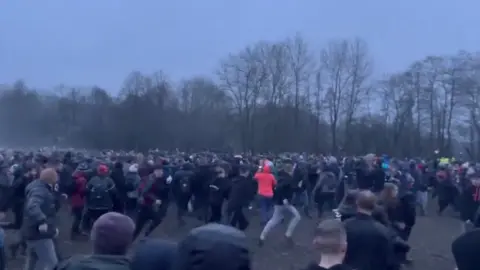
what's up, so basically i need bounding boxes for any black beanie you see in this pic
[174,223,251,270]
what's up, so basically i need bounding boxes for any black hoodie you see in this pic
[131,239,177,270]
[452,229,480,270]
[174,224,251,270]
[273,171,295,205]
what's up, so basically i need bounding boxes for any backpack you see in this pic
[87,180,112,209]
[321,172,337,193]
[125,174,140,192]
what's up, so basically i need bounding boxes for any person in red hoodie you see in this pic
[254,165,276,225]
[70,171,87,239]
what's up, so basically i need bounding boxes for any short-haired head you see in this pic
[314,219,347,255]
[356,190,377,213]
[39,168,58,185]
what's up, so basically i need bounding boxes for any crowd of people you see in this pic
[0,149,477,270]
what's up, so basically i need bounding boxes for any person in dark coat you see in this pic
[55,212,133,270]
[208,165,230,223]
[227,165,254,231]
[172,163,195,226]
[173,223,251,270]
[343,190,396,270]
[304,219,352,270]
[131,239,177,270]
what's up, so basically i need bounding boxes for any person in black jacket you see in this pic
[208,165,230,223]
[304,219,352,270]
[343,190,396,270]
[226,165,253,231]
[172,163,195,226]
[259,160,301,247]
[452,219,480,270]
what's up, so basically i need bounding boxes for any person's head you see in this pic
[174,224,251,270]
[39,168,58,185]
[380,183,398,203]
[97,164,109,176]
[283,160,294,174]
[356,190,377,215]
[91,212,135,255]
[313,219,347,264]
[214,165,226,178]
[339,190,358,208]
[239,165,250,177]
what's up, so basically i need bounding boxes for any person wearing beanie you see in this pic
[83,164,117,232]
[56,212,133,270]
[22,168,59,270]
[174,223,251,270]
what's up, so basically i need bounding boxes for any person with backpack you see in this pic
[313,167,339,219]
[83,164,116,232]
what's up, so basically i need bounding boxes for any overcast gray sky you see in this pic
[1,0,478,92]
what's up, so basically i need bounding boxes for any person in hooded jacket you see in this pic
[173,223,251,270]
[254,164,276,225]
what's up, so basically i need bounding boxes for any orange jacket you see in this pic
[254,165,276,197]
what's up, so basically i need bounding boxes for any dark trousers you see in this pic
[2,203,24,230]
[315,192,335,218]
[175,193,191,224]
[193,196,209,223]
[71,207,83,235]
[228,207,249,231]
[83,209,109,231]
[209,203,223,223]
[133,203,168,239]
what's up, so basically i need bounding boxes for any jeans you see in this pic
[24,239,58,270]
[257,195,273,225]
[260,204,301,240]
[416,191,428,215]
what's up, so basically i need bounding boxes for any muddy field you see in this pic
[4,199,460,270]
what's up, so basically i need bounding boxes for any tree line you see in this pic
[1,34,479,158]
